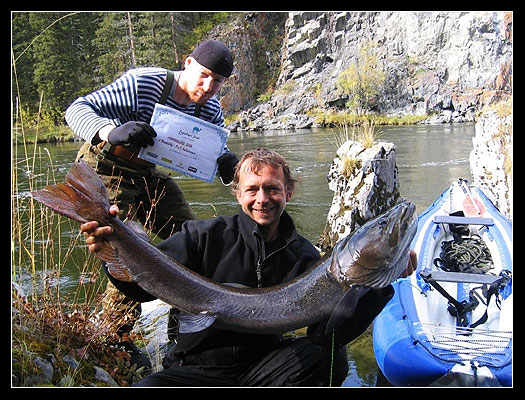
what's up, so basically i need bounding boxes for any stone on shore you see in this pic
[317,140,401,252]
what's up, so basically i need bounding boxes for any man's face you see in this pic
[235,162,292,240]
[183,57,228,104]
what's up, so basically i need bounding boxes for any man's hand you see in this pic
[399,250,417,279]
[108,121,157,147]
[80,205,119,253]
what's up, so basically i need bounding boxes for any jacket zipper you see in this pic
[254,233,296,288]
[255,259,263,288]
[255,236,264,288]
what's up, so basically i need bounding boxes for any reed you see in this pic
[12,137,151,385]
[326,114,382,151]
[12,81,150,387]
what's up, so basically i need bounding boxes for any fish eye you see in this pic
[378,217,388,226]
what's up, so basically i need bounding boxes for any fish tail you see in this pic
[32,160,111,224]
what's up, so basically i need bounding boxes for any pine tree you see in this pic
[27,12,97,122]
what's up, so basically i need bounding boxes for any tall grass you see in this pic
[12,131,151,386]
[327,114,382,150]
[12,72,149,388]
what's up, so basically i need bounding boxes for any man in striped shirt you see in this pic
[66,40,238,354]
[66,39,237,238]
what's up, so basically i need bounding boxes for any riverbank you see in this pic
[12,125,80,145]
[226,110,431,132]
[12,286,150,386]
[13,111,444,146]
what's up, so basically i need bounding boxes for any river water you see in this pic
[12,122,475,386]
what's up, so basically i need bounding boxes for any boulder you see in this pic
[318,140,401,252]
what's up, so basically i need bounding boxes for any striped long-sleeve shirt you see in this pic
[65,67,225,145]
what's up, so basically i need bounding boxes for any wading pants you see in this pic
[133,337,349,387]
[76,142,196,239]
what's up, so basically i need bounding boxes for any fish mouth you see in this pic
[393,201,416,224]
[388,202,416,243]
[385,201,417,253]
[399,202,418,241]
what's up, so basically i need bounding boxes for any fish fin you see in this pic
[64,158,109,203]
[178,311,217,334]
[172,333,208,353]
[96,242,132,282]
[172,330,215,353]
[325,286,369,335]
[172,311,217,353]
[106,262,133,283]
[32,160,111,224]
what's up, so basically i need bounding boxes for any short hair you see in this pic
[231,148,299,194]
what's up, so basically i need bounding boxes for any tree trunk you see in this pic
[170,12,179,67]
[127,12,136,68]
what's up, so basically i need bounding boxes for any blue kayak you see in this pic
[373,179,512,386]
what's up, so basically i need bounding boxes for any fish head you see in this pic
[330,201,417,289]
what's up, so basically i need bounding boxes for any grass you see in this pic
[12,115,150,386]
[325,114,383,151]
[12,123,77,145]
[309,110,429,127]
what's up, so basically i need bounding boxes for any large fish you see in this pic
[32,160,417,336]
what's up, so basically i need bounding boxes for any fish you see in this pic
[32,160,417,337]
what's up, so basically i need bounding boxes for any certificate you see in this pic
[138,104,229,183]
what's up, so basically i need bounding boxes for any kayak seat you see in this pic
[420,269,501,285]
[433,216,494,226]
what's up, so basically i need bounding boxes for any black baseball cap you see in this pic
[190,40,234,78]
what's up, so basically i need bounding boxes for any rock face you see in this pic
[469,99,512,220]
[224,11,512,131]
[209,13,287,114]
[317,140,401,252]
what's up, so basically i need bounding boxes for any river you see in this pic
[12,122,475,386]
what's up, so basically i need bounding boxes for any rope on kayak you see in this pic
[433,235,493,274]
[428,228,511,329]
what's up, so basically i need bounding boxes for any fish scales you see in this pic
[32,160,417,335]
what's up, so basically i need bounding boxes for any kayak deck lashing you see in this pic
[412,322,512,367]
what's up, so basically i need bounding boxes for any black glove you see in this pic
[108,121,157,148]
[217,151,239,185]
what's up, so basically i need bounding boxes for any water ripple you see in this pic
[399,158,469,168]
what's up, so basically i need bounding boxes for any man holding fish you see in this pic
[78,148,417,386]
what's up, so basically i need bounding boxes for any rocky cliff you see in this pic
[223,11,512,131]
[469,98,512,220]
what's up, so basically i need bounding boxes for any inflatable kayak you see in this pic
[373,179,512,386]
